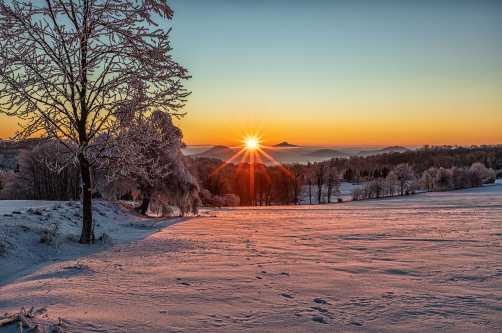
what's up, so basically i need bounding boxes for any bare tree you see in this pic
[313,162,326,204]
[287,163,304,205]
[368,178,384,198]
[0,0,190,243]
[15,143,80,200]
[419,167,436,192]
[384,170,398,197]
[325,159,341,203]
[304,163,315,205]
[394,163,413,195]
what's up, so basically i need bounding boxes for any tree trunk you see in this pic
[136,181,152,215]
[317,184,322,204]
[79,156,93,244]
[327,183,332,203]
[309,185,312,205]
[137,197,150,215]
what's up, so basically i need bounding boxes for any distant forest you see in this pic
[1,143,501,207]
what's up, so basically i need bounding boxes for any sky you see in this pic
[1,0,501,147]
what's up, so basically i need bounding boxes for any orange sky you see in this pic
[1,91,501,147]
[1,1,501,147]
[175,92,502,147]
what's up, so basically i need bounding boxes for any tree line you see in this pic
[190,157,341,206]
[187,144,501,206]
[1,144,500,209]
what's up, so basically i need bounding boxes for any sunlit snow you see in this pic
[1,184,501,332]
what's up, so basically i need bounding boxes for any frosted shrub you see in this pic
[434,167,451,191]
[222,194,240,207]
[20,222,34,232]
[448,167,465,189]
[351,187,363,201]
[200,189,240,207]
[39,222,61,246]
[484,169,496,184]
[28,208,44,216]
[470,163,489,178]
[0,230,11,255]
[467,168,483,188]
[468,163,497,185]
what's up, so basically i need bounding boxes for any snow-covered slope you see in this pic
[1,184,502,332]
[0,200,192,289]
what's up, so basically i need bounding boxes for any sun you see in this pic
[204,131,297,206]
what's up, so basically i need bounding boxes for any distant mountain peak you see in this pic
[355,146,408,157]
[305,149,349,158]
[206,145,234,152]
[191,145,236,161]
[273,142,298,148]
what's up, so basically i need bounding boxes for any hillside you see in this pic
[355,146,409,157]
[272,142,298,148]
[192,145,237,161]
[305,149,349,158]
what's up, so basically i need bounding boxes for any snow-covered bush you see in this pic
[434,167,451,191]
[449,167,468,190]
[200,189,240,207]
[0,230,11,255]
[28,208,45,216]
[350,187,363,201]
[484,169,496,184]
[39,222,61,246]
[20,222,34,232]
[222,194,240,207]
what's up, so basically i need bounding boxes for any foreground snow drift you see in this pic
[1,185,502,332]
[0,200,192,289]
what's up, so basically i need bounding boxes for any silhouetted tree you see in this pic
[314,162,326,204]
[287,163,304,205]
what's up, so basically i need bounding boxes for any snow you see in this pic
[1,184,502,332]
[0,201,61,216]
[0,200,186,289]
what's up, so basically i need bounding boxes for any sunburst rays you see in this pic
[204,133,298,205]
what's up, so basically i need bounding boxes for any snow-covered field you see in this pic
[1,185,502,332]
